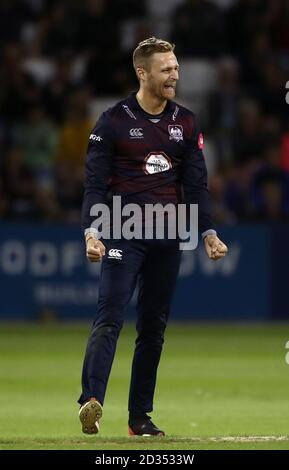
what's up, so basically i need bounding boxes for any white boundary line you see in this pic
[177,436,289,442]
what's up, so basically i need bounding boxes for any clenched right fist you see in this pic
[86,236,106,262]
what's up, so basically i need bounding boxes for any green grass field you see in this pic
[0,322,289,450]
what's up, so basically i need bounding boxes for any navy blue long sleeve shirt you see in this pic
[82,92,215,234]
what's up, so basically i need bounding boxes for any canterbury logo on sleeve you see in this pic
[89,134,103,141]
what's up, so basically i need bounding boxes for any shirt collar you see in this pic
[126,92,175,122]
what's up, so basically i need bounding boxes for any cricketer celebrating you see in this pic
[78,37,228,436]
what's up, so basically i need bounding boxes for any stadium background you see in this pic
[1,0,289,450]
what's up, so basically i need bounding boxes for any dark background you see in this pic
[0,0,289,321]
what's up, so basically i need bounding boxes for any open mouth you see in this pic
[164,84,175,90]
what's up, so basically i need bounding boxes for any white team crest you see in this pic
[168,125,183,142]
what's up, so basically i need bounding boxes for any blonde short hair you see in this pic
[133,37,175,72]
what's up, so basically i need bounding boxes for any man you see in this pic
[78,37,228,437]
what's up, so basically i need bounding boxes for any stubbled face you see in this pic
[139,51,179,101]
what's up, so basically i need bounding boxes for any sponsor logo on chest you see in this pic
[144,152,172,175]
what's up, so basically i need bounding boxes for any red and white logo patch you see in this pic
[198,133,204,150]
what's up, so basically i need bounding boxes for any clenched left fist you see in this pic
[204,234,228,261]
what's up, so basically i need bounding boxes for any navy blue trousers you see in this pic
[78,237,181,413]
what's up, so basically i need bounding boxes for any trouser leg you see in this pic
[128,240,181,413]
[78,239,145,405]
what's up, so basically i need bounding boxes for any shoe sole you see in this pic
[79,400,102,434]
[128,426,165,437]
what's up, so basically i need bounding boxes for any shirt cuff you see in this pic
[201,229,217,240]
[84,228,99,239]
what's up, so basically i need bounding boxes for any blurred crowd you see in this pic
[0,0,289,225]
